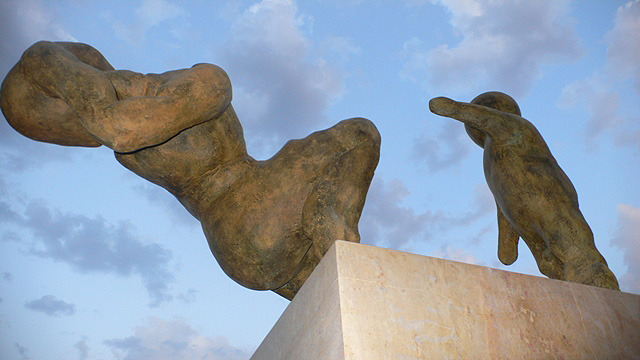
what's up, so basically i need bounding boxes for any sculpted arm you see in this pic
[100,63,232,152]
[497,203,519,265]
[429,97,525,141]
[2,41,231,153]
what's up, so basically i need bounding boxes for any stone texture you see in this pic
[0,41,381,300]
[429,92,619,291]
[252,241,640,360]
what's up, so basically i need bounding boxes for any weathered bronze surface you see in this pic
[429,92,619,290]
[1,41,380,300]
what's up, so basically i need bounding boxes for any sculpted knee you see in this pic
[331,117,381,150]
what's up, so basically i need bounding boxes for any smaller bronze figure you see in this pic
[429,92,619,290]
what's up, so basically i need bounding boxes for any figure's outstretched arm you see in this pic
[429,97,525,141]
[3,41,232,153]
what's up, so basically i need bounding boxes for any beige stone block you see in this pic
[251,243,344,360]
[251,241,640,359]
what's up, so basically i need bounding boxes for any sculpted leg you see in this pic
[521,233,564,280]
[302,118,381,258]
[545,231,619,290]
[272,119,380,299]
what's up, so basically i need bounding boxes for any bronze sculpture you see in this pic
[429,92,619,290]
[1,41,380,299]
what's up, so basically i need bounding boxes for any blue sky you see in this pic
[1,0,639,359]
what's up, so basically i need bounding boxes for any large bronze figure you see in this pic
[429,92,619,290]
[1,41,380,299]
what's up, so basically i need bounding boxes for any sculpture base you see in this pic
[251,241,640,359]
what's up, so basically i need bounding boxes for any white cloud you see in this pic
[560,1,640,151]
[361,178,493,249]
[75,338,89,360]
[611,204,640,294]
[0,0,76,59]
[221,0,343,156]
[25,295,76,316]
[360,177,447,249]
[112,0,187,45]
[412,121,471,171]
[606,0,640,91]
[3,200,175,306]
[402,0,582,96]
[105,317,250,360]
[560,75,623,150]
[433,244,479,265]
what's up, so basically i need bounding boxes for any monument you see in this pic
[2,40,636,359]
[0,41,380,300]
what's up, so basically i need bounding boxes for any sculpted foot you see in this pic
[565,260,620,290]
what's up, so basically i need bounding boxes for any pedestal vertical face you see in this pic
[252,241,640,360]
[250,241,345,360]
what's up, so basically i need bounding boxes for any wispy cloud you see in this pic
[401,0,581,96]
[360,177,444,249]
[0,0,76,73]
[560,0,640,151]
[611,203,640,294]
[361,177,493,250]
[606,0,640,92]
[412,121,471,171]
[105,317,250,360]
[132,183,199,227]
[221,0,342,157]
[560,75,623,151]
[75,338,89,360]
[111,0,187,45]
[25,295,76,316]
[453,183,495,226]
[320,36,362,64]
[433,244,480,265]
[176,289,198,304]
[3,199,175,306]
[15,342,30,360]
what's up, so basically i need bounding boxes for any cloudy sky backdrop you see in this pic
[1,0,639,359]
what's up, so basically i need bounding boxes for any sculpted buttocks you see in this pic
[429,92,619,290]
[1,41,380,300]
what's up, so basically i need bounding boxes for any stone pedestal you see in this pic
[251,241,640,359]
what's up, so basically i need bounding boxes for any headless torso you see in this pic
[1,41,380,299]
